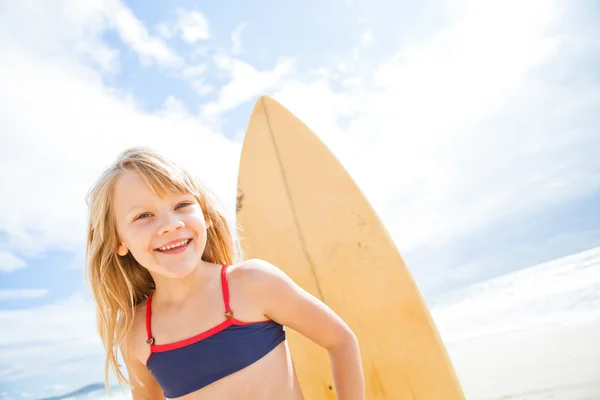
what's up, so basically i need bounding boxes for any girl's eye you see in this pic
[135,212,151,221]
[176,202,192,210]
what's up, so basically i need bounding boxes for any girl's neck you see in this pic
[151,261,218,306]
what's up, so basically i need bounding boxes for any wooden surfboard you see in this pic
[235,95,465,399]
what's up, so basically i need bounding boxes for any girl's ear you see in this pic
[117,243,129,256]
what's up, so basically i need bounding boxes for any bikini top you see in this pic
[144,264,286,398]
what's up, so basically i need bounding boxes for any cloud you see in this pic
[351,29,374,60]
[107,1,182,66]
[360,30,373,47]
[231,23,247,55]
[175,9,210,43]
[0,252,27,273]
[0,2,239,262]
[182,64,207,77]
[0,0,119,73]
[0,293,147,397]
[0,0,182,69]
[1,0,599,298]
[202,55,295,119]
[0,292,106,391]
[0,289,48,301]
[0,45,238,258]
[191,80,215,96]
[157,8,210,44]
[267,0,600,263]
[181,64,214,96]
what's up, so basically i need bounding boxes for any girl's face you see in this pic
[113,170,209,279]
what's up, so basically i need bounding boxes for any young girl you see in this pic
[85,147,365,399]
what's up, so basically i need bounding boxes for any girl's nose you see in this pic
[158,214,185,235]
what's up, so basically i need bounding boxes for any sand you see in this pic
[446,320,600,400]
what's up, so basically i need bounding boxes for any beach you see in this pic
[448,320,600,400]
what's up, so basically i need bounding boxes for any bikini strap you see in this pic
[221,264,233,318]
[145,291,155,345]
[146,266,231,346]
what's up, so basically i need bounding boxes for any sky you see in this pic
[0,0,599,398]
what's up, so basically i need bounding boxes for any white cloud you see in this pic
[51,384,68,392]
[0,4,238,260]
[350,29,374,61]
[158,9,210,44]
[182,64,214,96]
[0,289,48,301]
[231,22,247,55]
[0,293,106,388]
[175,9,210,43]
[267,0,600,263]
[0,0,181,71]
[107,1,182,67]
[191,80,215,96]
[202,55,295,119]
[1,0,598,298]
[182,64,207,77]
[0,0,120,73]
[360,29,373,47]
[0,252,27,273]
[272,78,360,147]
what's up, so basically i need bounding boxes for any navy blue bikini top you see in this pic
[145,264,286,398]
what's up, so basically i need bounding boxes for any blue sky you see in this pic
[1,0,599,397]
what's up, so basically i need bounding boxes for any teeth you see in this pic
[159,239,189,251]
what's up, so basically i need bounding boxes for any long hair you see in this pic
[84,147,242,391]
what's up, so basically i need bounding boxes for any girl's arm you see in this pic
[121,329,165,399]
[241,258,366,400]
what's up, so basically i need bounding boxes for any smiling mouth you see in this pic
[155,239,192,252]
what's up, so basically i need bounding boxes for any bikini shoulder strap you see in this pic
[220,264,233,318]
[145,291,155,345]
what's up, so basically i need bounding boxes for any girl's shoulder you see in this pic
[228,258,285,283]
[226,258,294,298]
[121,297,151,363]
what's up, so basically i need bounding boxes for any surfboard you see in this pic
[235,96,465,399]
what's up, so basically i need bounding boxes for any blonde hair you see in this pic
[84,147,242,392]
